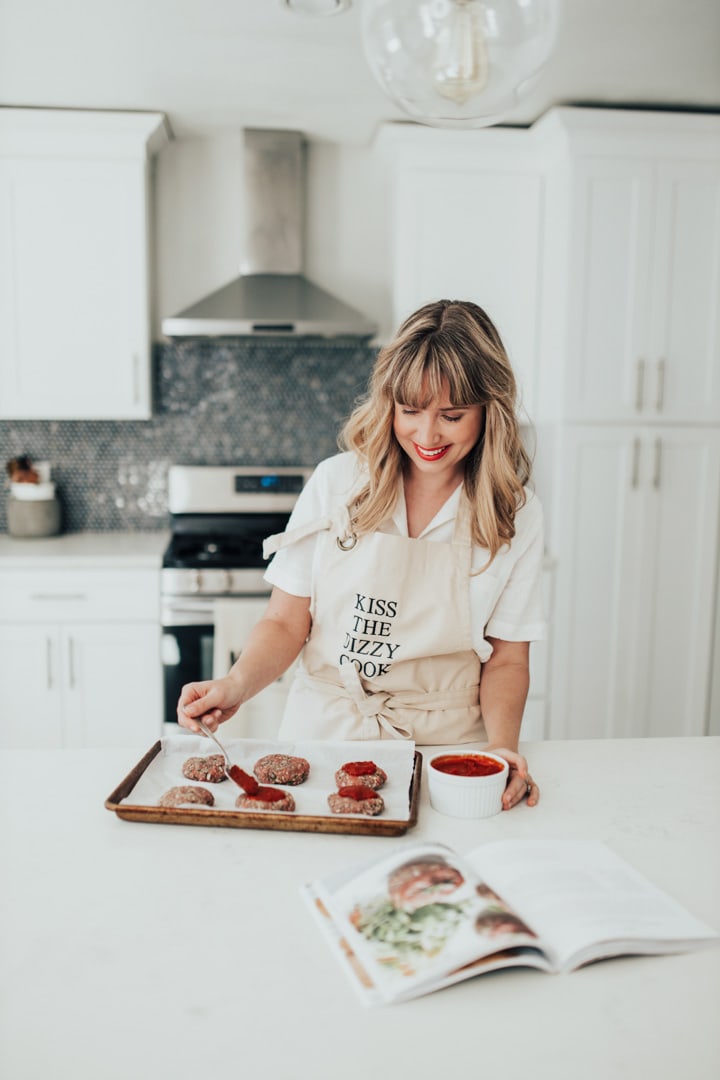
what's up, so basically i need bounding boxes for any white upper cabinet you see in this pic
[0,108,167,419]
[377,125,544,419]
[538,109,720,425]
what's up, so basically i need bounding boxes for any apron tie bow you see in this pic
[344,683,414,740]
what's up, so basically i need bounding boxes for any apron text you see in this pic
[339,593,401,679]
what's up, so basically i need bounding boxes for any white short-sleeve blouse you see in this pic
[264,452,546,661]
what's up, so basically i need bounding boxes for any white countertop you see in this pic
[1,737,718,1080]
[0,530,167,566]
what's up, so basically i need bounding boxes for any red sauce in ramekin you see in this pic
[431,754,505,778]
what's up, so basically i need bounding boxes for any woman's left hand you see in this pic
[485,746,538,809]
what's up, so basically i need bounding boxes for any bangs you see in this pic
[389,340,479,408]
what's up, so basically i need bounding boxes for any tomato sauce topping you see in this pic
[227,764,260,795]
[431,754,505,778]
[341,761,378,777]
[337,785,378,801]
[246,785,288,803]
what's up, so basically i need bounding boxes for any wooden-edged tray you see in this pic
[105,742,422,836]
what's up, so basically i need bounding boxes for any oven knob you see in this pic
[190,571,202,593]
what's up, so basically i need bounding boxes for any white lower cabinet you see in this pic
[0,625,61,748]
[549,426,720,738]
[0,567,162,749]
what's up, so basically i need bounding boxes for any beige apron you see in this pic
[263,492,486,745]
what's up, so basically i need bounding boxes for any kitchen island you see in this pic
[2,737,718,1080]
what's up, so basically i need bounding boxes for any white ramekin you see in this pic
[427,752,509,819]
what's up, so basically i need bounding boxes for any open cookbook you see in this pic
[303,837,719,1006]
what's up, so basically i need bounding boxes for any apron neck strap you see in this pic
[452,489,474,546]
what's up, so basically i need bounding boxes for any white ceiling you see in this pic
[1,0,719,145]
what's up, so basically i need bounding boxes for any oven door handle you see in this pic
[162,598,216,625]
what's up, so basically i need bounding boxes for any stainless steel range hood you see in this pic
[162,129,377,340]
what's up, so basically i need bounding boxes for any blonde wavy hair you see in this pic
[340,299,532,562]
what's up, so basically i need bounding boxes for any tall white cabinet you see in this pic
[0,108,167,419]
[378,124,551,737]
[537,109,720,739]
[379,108,720,740]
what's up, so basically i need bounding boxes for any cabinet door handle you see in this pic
[635,359,645,411]
[46,637,54,690]
[68,636,75,689]
[653,437,662,489]
[30,593,88,602]
[631,437,641,488]
[656,357,666,412]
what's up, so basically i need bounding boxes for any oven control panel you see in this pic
[168,465,313,515]
[234,473,305,495]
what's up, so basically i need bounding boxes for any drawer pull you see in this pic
[635,358,645,411]
[653,438,662,489]
[631,438,641,489]
[68,637,76,689]
[656,358,666,412]
[30,593,88,602]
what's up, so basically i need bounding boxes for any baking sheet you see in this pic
[105,736,422,836]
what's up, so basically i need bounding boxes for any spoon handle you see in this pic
[198,721,231,768]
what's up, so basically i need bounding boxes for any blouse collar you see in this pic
[392,480,463,538]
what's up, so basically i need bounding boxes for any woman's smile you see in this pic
[393,383,484,481]
[413,443,451,461]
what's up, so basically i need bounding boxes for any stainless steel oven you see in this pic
[161,465,311,734]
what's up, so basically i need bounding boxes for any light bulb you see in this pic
[433,1,489,106]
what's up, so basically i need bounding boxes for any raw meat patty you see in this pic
[235,791,296,812]
[182,754,227,783]
[335,761,387,791]
[159,785,215,808]
[327,786,385,817]
[253,754,310,785]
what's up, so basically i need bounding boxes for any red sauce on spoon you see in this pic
[227,764,260,795]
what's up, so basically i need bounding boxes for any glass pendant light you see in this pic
[283,1,351,13]
[360,0,560,128]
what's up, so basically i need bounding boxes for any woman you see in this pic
[178,300,545,809]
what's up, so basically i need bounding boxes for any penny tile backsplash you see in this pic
[0,340,377,532]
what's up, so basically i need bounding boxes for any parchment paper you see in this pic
[120,736,417,820]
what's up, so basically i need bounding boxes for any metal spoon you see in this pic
[197,720,259,794]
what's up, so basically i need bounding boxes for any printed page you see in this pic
[467,838,719,971]
[305,841,548,1005]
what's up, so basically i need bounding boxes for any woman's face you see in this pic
[393,380,484,482]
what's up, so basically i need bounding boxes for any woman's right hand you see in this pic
[177,674,244,733]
